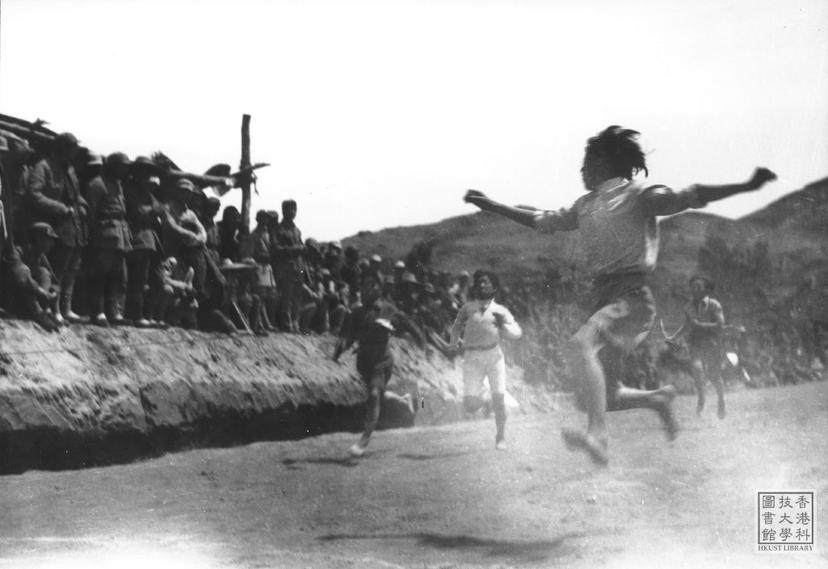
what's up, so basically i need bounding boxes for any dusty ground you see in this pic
[0,382,825,569]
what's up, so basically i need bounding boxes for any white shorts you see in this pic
[462,346,506,399]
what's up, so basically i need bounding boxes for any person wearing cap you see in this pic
[125,156,164,327]
[20,222,61,328]
[1,223,60,331]
[272,199,306,332]
[666,275,727,419]
[361,253,384,294]
[334,282,424,457]
[25,131,88,324]
[449,270,522,450]
[76,151,104,195]
[85,152,133,326]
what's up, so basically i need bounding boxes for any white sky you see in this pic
[1,0,826,241]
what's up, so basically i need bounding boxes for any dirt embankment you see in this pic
[0,321,554,474]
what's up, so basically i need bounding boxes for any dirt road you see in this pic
[0,382,825,569]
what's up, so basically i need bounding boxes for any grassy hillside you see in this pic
[344,177,828,331]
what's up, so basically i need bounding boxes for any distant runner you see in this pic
[463,125,776,465]
[449,270,522,450]
[667,275,727,419]
[334,284,424,458]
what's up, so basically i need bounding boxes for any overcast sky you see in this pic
[1,0,826,241]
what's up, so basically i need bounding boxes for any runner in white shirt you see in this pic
[449,270,522,450]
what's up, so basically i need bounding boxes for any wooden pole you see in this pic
[240,114,252,230]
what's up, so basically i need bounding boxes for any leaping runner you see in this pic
[463,125,776,465]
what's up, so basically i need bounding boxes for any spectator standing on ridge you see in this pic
[25,132,88,324]
[217,205,243,262]
[340,245,362,306]
[125,157,164,327]
[85,152,133,326]
[272,199,306,332]
[449,270,522,450]
[251,210,277,331]
[463,124,776,465]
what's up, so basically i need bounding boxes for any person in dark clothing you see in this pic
[125,157,164,327]
[85,152,132,326]
[333,284,424,457]
[322,241,343,282]
[217,206,243,262]
[340,245,361,306]
[14,222,61,330]
[25,132,88,324]
[272,199,306,332]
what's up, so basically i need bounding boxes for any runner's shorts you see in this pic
[579,284,656,354]
[462,346,507,398]
[357,351,394,392]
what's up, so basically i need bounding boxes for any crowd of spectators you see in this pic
[0,130,476,346]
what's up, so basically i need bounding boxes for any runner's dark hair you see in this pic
[585,125,648,179]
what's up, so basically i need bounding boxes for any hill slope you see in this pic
[344,178,828,325]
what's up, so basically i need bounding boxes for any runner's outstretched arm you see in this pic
[463,190,539,228]
[464,189,579,233]
[693,167,777,205]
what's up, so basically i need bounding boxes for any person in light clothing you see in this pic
[463,125,776,465]
[449,270,522,450]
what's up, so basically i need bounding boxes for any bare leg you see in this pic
[561,330,609,465]
[608,384,679,440]
[492,393,507,449]
[691,358,706,415]
[350,386,382,457]
[711,367,726,419]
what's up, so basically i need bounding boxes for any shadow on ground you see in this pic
[281,457,359,469]
[396,450,477,461]
[317,531,584,564]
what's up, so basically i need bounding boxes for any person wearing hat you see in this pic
[76,150,104,195]
[25,131,88,324]
[21,222,61,325]
[449,270,522,450]
[360,253,384,294]
[666,275,727,419]
[85,152,133,326]
[334,282,424,457]
[1,223,60,331]
[125,157,164,327]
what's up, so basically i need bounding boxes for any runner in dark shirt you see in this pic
[334,286,424,457]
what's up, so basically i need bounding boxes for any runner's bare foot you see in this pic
[653,385,679,441]
[561,428,608,466]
